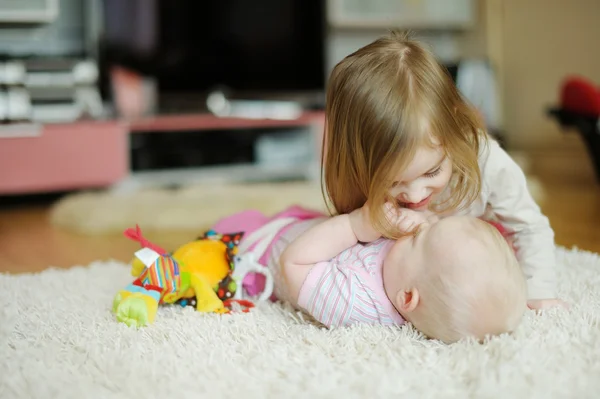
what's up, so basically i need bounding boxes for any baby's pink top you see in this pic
[290,228,406,328]
[212,207,405,328]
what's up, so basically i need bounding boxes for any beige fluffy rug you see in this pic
[50,177,545,234]
[1,246,599,398]
[50,182,331,234]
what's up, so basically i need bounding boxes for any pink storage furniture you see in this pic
[0,111,325,195]
[0,121,128,195]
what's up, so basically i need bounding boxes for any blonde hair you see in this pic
[322,30,487,239]
[410,219,527,344]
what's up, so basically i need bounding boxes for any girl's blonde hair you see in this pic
[322,30,487,238]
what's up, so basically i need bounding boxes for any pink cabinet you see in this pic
[0,121,128,194]
[0,111,326,195]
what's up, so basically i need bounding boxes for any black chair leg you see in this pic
[582,127,600,183]
[547,108,600,183]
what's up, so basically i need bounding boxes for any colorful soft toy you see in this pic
[112,225,273,327]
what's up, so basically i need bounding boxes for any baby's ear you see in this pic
[395,288,419,313]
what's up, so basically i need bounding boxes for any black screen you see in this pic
[101,0,326,96]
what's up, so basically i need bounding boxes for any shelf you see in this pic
[329,19,474,30]
[327,0,475,31]
[129,111,325,133]
[111,163,320,193]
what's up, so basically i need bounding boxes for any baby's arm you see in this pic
[483,141,562,308]
[279,203,384,300]
[279,214,359,301]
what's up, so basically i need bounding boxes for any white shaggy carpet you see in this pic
[1,247,600,399]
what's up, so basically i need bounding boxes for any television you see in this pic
[100,0,327,110]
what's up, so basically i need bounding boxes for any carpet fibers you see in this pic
[2,247,599,399]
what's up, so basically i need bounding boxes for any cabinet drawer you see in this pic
[0,121,128,194]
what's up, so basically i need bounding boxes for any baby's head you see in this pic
[383,215,527,344]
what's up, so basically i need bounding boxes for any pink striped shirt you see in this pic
[267,219,405,328]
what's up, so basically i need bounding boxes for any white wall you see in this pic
[324,0,489,74]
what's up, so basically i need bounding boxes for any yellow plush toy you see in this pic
[112,225,252,327]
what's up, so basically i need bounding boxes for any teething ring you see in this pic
[223,299,255,313]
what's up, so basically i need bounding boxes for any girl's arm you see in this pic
[482,140,561,308]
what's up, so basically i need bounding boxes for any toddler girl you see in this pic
[322,31,563,310]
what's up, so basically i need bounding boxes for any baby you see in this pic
[212,204,527,344]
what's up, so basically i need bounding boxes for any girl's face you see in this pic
[389,143,453,211]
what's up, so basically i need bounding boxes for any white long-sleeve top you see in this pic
[454,138,557,300]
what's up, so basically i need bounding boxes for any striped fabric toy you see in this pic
[113,252,184,327]
[114,224,250,327]
[138,254,181,299]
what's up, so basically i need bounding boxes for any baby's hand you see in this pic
[384,204,434,234]
[349,202,381,243]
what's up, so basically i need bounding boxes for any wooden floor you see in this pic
[1,142,599,274]
[526,144,600,254]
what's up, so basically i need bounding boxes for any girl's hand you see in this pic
[527,298,570,311]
